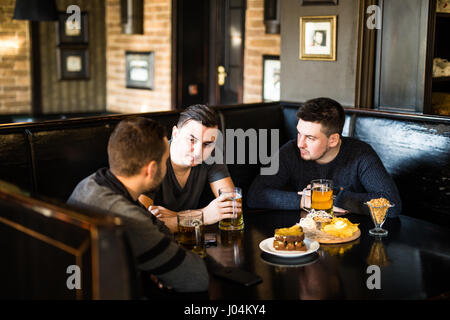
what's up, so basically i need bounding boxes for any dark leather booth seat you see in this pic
[348,110,450,228]
[0,182,138,299]
[216,104,288,199]
[0,102,449,226]
[0,111,181,200]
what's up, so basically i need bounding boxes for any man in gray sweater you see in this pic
[67,117,209,293]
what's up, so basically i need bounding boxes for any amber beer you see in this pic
[218,187,244,231]
[311,187,333,214]
[311,179,334,215]
[177,210,206,257]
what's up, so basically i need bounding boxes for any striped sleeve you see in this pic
[137,236,187,275]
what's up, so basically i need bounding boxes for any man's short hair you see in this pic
[108,117,167,177]
[177,104,219,128]
[296,97,345,136]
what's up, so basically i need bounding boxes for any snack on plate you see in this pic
[366,198,391,225]
[299,209,360,241]
[273,224,306,251]
[321,218,359,238]
[299,209,333,230]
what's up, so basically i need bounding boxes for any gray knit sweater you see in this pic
[67,171,209,292]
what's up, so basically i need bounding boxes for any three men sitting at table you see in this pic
[67,99,402,292]
[67,117,209,292]
[247,97,402,217]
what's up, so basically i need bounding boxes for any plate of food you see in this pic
[259,224,320,258]
[299,210,361,244]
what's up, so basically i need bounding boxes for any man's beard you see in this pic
[300,145,330,161]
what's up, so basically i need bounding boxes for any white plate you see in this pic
[259,237,320,258]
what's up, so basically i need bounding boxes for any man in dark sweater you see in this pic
[67,117,209,293]
[247,98,402,217]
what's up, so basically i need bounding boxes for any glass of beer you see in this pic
[218,187,244,231]
[311,179,333,215]
[177,210,206,257]
[301,179,334,215]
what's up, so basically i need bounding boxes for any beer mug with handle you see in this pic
[177,210,206,257]
[301,179,334,216]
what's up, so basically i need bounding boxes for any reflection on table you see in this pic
[205,209,450,300]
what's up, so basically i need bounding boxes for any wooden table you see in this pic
[204,210,450,300]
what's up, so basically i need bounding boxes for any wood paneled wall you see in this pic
[39,0,106,113]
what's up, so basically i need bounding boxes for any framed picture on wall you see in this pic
[57,48,89,80]
[437,0,450,12]
[262,55,281,102]
[56,12,89,45]
[125,51,155,90]
[299,16,337,61]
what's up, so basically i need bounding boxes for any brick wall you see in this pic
[106,0,172,113]
[243,0,280,103]
[0,0,279,115]
[0,0,31,114]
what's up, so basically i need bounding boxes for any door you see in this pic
[209,0,246,105]
[172,0,246,109]
[173,0,210,109]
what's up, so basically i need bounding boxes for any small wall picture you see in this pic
[262,55,281,102]
[299,16,337,61]
[301,0,338,5]
[56,12,89,45]
[57,48,89,80]
[437,0,450,12]
[126,51,154,90]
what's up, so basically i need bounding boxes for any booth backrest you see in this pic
[0,184,138,299]
[215,104,287,199]
[0,111,182,200]
[0,103,278,201]
[349,111,450,226]
[0,130,33,192]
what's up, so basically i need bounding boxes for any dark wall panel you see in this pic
[39,0,106,114]
[280,0,359,106]
[374,0,429,112]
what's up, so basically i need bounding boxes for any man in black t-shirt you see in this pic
[139,105,239,232]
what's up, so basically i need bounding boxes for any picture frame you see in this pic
[125,51,155,90]
[56,12,89,45]
[301,0,338,5]
[299,16,337,61]
[57,48,89,80]
[262,55,281,102]
[437,0,450,13]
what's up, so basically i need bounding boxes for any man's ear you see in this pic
[145,160,158,179]
[172,125,179,139]
[328,133,340,148]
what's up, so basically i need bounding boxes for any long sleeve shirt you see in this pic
[67,168,209,292]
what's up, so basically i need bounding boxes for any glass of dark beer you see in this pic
[177,210,206,257]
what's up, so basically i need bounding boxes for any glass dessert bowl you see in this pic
[365,198,395,237]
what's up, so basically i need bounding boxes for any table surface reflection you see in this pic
[205,210,450,300]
